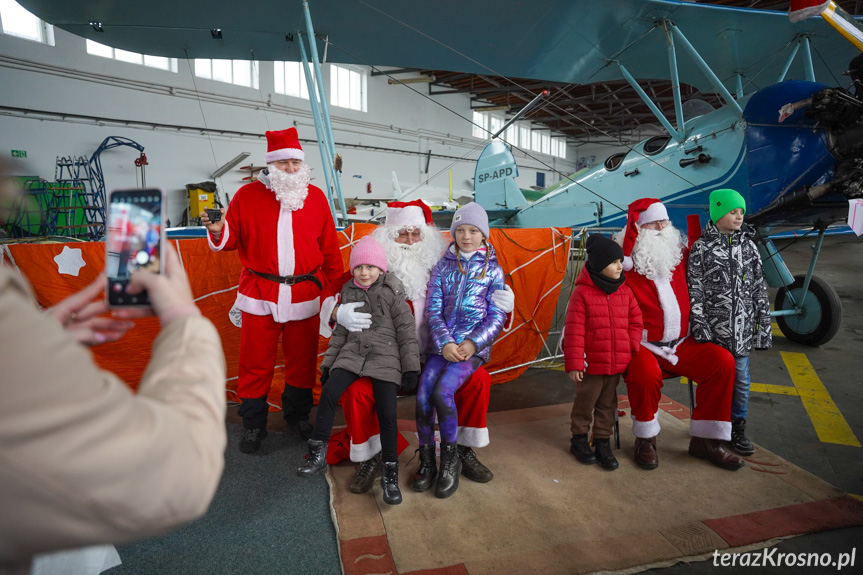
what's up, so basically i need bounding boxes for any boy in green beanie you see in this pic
[687,189,772,456]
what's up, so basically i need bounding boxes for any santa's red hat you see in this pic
[622,198,669,257]
[788,0,830,22]
[265,128,305,163]
[385,200,433,228]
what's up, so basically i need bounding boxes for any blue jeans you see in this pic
[730,355,751,422]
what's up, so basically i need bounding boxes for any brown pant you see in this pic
[570,373,621,438]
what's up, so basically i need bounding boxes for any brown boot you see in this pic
[633,436,658,470]
[688,437,745,470]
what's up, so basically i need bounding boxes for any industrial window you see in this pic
[503,124,518,147]
[0,0,53,45]
[330,64,367,112]
[472,111,487,138]
[552,138,567,159]
[275,61,313,99]
[519,125,530,149]
[87,40,177,72]
[194,58,259,88]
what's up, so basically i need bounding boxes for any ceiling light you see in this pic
[211,28,223,39]
[475,105,511,112]
[89,21,103,32]
[387,75,435,85]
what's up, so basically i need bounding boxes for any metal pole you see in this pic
[801,36,816,82]
[799,227,826,307]
[735,73,744,99]
[670,24,743,114]
[665,23,685,136]
[298,34,338,223]
[302,0,348,223]
[619,64,682,141]
[777,42,801,84]
[492,90,547,139]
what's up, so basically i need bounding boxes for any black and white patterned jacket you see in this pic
[687,221,772,357]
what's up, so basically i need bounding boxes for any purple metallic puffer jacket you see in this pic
[425,242,507,363]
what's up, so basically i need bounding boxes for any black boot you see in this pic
[349,453,381,494]
[435,443,462,499]
[297,439,328,476]
[412,444,437,492]
[458,445,493,483]
[570,434,597,465]
[730,418,755,456]
[594,438,619,471]
[239,426,268,454]
[381,461,403,505]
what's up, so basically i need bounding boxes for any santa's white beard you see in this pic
[268,164,311,211]
[631,225,684,280]
[372,223,447,301]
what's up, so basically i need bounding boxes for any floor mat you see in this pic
[329,396,863,575]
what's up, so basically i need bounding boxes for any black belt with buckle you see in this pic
[250,269,323,291]
[649,339,679,349]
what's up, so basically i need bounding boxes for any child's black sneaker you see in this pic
[240,427,268,454]
[570,434,597,465]
[594,438,619,471]
[730,418,755,456]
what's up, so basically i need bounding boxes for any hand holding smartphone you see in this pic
[105,188,165,307]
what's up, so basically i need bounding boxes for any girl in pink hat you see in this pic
[297,235,420,506]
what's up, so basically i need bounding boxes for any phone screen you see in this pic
[106,189,164,307]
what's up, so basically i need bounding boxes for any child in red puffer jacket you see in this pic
[564,233,643,471]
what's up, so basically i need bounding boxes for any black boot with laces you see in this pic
[380,460,402,505]
[570,433,597,465]
[240,427,268,454]
[349,453,382,494]
[594,438,619,471]
[435,442,462,499]
[297,439,328,476]
[730,418,755,456]
[412,444,437,492]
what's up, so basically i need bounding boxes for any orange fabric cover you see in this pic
[4,225,571,408]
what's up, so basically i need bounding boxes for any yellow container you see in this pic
[188,188,215,217]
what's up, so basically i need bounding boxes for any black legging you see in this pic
[312,368,399,462]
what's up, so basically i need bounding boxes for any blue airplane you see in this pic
[20,0,863,345]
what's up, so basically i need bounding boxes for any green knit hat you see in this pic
[709,189,746,223]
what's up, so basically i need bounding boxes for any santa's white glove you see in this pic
[491,285,515,313]
[336,301,372,332]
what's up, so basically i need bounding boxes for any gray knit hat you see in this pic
[450,202,490,239]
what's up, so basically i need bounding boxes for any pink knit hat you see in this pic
[350,236,388,272]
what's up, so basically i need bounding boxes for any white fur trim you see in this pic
[350,433,382,462]
[641,338,687,366]
[637,202,669,225]
[319,295,339,337]
[653,275,682,342]
[235,293,321,322]
[278,209,294,276]
[789,1,830,22]
[690,419,731,441]
[622,255,633,272]
[265,149,305,163]
[456,426,490,448]
[208,220,230,251]
[631,410,660,439]
[386,205,427,228]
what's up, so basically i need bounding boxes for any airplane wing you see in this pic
[18,0,858,92]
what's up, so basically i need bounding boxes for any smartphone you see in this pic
[105,188,165,307]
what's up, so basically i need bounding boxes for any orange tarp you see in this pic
[4,225,571,408]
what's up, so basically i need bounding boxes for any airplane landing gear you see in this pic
[774,274,843,346]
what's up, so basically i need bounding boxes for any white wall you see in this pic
[0,26,578,225]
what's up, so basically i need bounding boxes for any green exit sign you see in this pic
[11,150,27,158]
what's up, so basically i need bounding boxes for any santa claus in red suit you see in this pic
[202,128,343,454]
[619,198,744,471]
[319,200,515,494]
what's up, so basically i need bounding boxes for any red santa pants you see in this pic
[624,337,734,441]
[339,367,492,462]
[238,313,318,426]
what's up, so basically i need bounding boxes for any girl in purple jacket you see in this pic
[413,203,508,499]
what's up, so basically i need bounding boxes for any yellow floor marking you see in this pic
[781,352,861,447]
[771,322,785,338]
[852,494,863,503]
[749,383,799,396]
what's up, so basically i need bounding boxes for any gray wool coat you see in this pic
[321,273,420,386]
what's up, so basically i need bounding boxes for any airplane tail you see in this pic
[473,140,527,222]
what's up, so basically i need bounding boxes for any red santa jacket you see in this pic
[208,180,343,323]
[624,247,690,343]
[564,267,643,375]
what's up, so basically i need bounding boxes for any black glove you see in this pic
[320,367,330,386]
[400,371,419,394]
